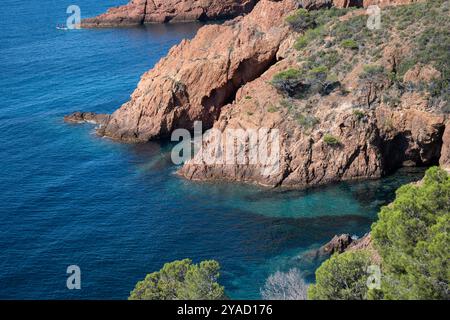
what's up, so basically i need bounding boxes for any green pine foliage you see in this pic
[308,251,372,300]
[309,167,450,300]
[372,167,450,300]
[129,259,226,300]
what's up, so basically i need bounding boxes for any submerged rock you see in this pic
[64,112,110,125]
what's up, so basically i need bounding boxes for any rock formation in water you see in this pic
[81,0,259,27]
[96,0,299,141]
[67,0,448,188]
[81,0,421,27]
[319,234,354,255]
[178,0,447,187]
[299,233,380,264]
[64,112,110,125]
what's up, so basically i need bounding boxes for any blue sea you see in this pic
[0,0,425,299]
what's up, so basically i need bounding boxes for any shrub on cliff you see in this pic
[294,26,325,50]
[360,65,386,80]
[340,39,358,50]
[285,9,316,32]
[292,8,350,50]
[271,69,304,96]
[304,65,340,96]
[296,113,320,129]
[129,259,226,300]
[323,134,341,146]
[308,251,372,300]
[272,63,340,98]
[372,167,450,300]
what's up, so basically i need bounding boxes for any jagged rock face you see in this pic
[70,0,448,189]
[81,0,422,28]
[320,234,354,255]
[178,57,386,187]
[98,0,298,142]
[178,19,447,188]
[81,0,259,27]
[440,124,450,169]
[376,107,445,170]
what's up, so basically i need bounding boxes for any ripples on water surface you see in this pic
[0,0,426,299]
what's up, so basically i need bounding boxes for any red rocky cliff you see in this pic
[96,0,298,141]
[67,0,447,189]
[82,0,258,27]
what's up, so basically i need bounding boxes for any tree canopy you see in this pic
[372,167,449,299]
[129,259,226,300]
[309,167,449,300]
[307,250,372,300]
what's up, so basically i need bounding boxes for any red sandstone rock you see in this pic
[81,0,258,27]
[440,123,450,169]
[97,0,298,142]
[178,30,446,187]
[321,234,354,255]
[81,0,422,28]
[403,64,442,84]
[67,0,447,189]
[64,112,110,125]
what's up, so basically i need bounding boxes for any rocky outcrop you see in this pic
[178,55,446,187]
[81,0,258,27]
[319,234,354,255]
[96,0,298,142]
[64,112,110,125]
[81,0,422,28]
[403,64,441,85]
[301,233,380,264]
[67,0,448,188]
[315,233,381,263]
[177,2,447,187]
[440,123,450,169]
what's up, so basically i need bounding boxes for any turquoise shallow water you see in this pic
[0,0,426,299]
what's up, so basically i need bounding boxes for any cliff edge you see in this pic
[67,0,448,189]
[81,0,259,27]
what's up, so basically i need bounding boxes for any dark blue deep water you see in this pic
[0,0,426,299]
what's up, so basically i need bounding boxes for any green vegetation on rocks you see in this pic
[286,0,449,113]
[309,167,450,300]
[323,134,341,146]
